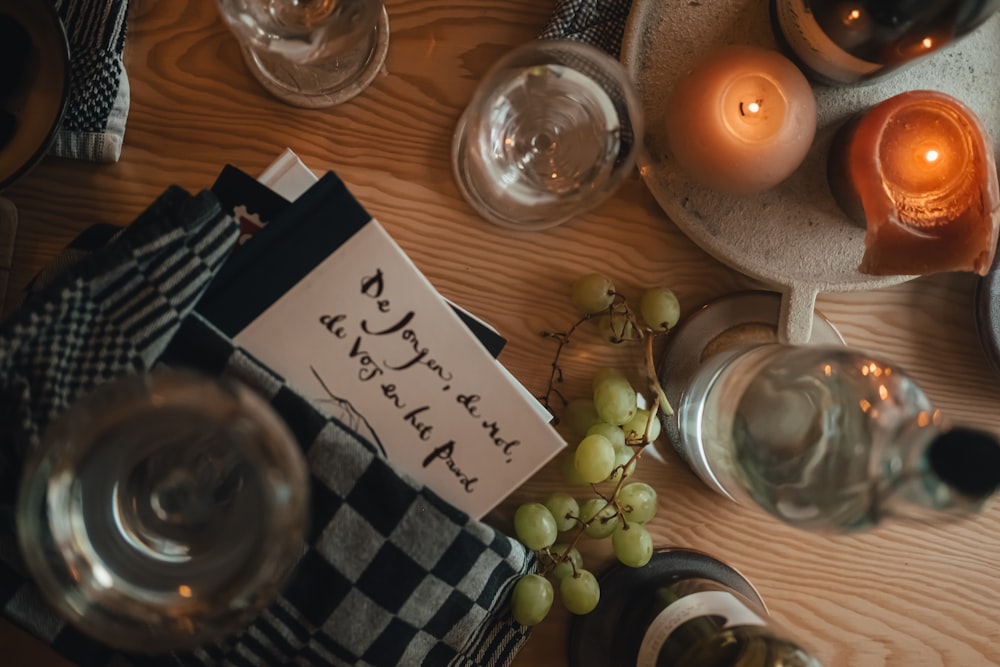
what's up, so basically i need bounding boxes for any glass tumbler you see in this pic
[216,0,389,108]
[16,370,309,653]
[451,39,644,231]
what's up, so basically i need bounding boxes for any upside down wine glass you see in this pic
[451,39,644,231]
[216,0,389,108]
[16,371,310,653]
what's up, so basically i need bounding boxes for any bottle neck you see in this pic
[874,422,1000,526]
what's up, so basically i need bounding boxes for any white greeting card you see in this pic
[233,209,565,519]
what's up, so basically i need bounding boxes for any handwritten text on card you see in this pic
[235,221,564,519]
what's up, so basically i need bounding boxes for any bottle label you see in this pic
[774,0,882,83]
[636,591,767,666]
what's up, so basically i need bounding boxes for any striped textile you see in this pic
[50,0,130,162]
[538,0,634,58]
[0,184,532,667]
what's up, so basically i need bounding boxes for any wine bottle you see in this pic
[567,549,824,667]
[769,0,1000,85]
[676,344,1000,533]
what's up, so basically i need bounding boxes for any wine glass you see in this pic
[216,0,389,108]
[451,39,644,231]
[16,370,309,653]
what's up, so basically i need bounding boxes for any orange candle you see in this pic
[665,45,817,194]
[828,90,1000,276]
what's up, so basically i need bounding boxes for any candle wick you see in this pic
[739,99,763,117]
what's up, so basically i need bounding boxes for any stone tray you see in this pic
[621,0,1000,343]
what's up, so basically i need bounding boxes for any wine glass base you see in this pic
[567,548,765,667]
[655,290,844,462]
[242,7,390,109]
[450,112,572,231]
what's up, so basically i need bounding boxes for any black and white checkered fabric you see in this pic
[49,0,130,162]
[538,0,634,58]
[0,187,532,666]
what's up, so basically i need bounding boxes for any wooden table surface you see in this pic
[3,1,1000,665]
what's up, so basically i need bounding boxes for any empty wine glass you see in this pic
[451,39,644,231]
[216,0,389,108]
[16,370,309,653]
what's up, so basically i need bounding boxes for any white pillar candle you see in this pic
[665,45,817,195]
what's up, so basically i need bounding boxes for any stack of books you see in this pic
[199,150,566,519]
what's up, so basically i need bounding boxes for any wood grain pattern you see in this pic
[2,0,999,665]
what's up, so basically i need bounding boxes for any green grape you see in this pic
[619,482,658,524]
[607,444,636,482]
[562,397,601,437]
[591,367,627,393]
[544,492,580,532]
[586,421,626,449]
[571,273,615,314]
[578,497,620,538]
[622,408,662,445]
[549,544,583,580]
[574,434,616,483]
[596,310,636,343]
[514,503,558,550]
[560,569,601,615]
[511,573,554,626]
[593,374,637,426]
[612,523,654,568]
[562,453,590,485]
[639,286,681,331]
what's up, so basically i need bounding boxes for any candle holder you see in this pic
[620,0,1000,343]
[828,90,1000,277]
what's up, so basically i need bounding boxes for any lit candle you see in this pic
[665,45,817,194]
[828,90,1000,276]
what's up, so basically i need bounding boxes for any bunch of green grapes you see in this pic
[510,479,660,625]
[570,272,680,343]
[510,273,680,627]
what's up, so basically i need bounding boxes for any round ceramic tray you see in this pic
[621,0,1000,343]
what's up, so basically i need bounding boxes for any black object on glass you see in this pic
[770,0,1000,85]
[568,549,824,667]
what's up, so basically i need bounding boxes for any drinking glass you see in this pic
[16,370,309,653]
[451,39,643,231]
[216,0,389,108]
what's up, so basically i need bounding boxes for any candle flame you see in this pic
[739,99,763,117]
[924,149,940,163]
[844,8,861,24]
[921,37,934,49]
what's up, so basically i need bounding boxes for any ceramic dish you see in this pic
[621,0,1000,343]
[0,0,70,189]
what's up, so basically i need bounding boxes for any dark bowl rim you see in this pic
[0,0,73,191]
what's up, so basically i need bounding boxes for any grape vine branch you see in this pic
[509,274,680,626]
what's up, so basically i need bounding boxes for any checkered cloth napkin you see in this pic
[49,0,130,162]
[539,0,634,57]
[0,187,532,666]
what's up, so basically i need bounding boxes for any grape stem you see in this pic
[542,298,674,419]
[535,291,674,581]
[540,313,594,416]
[643,334,673,416]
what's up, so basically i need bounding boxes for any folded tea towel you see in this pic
[539,0,634,58]
[48,0,130,162]
[0,186,531,667]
